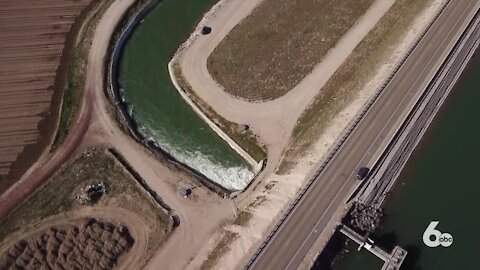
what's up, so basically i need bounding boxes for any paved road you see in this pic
[180,0,396,179]
[246,1,480,269]
[361,12,480,208]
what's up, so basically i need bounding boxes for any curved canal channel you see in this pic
[118,0,253,191]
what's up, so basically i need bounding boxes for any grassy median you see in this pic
[278,0,434,173]
[207,0,374,101]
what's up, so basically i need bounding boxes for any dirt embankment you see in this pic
[0,0,97,192]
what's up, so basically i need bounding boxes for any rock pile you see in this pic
[349,203,383,233]
[76,181,107,205]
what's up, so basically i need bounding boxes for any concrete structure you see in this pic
[357,8,480,208]
[338,224,407,270]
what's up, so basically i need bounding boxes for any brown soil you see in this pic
[0,0,236,268]
[0,218,133,270]
[0,0,96,192]
[0,148,172,269]
[207,0,374,101]
[199,230,238,270]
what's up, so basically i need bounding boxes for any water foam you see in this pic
[139,121,253,191]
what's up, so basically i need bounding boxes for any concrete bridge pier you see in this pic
[338,224,407,270]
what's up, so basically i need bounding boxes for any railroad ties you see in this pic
[337,224,407,270]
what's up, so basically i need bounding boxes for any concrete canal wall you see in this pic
[105,0,262,194]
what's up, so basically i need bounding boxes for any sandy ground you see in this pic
[0,0,94,191]
[183,0,446,269]
[179,0,396,174]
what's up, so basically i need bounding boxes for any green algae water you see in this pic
[328,51,480,270]
[119,0,253,190]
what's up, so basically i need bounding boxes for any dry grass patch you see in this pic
[264,181,277,191]
[201,194,269,268]
[0,148,172,265]
[233,195,267,226]
[200,230,239,270]
[278,0,433,173]
[233,211,254,227]
[208,0,374,101]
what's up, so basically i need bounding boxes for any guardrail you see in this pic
[363,9,480,207]
[245,1,451,268]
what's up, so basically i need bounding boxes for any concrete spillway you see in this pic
[109,0,255,192]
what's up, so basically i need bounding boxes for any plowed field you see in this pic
[0,0,94,192]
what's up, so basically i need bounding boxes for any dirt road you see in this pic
[2,1,235,269]
[179,0,396,172]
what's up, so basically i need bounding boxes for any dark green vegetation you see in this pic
[331,52,480,270]
[0,149,171,248]
[52,0,115,150]
[208,0,374,101]
[280,0,433,173]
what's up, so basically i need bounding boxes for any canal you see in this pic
[316,51,480,270]
[119,0,253,191]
